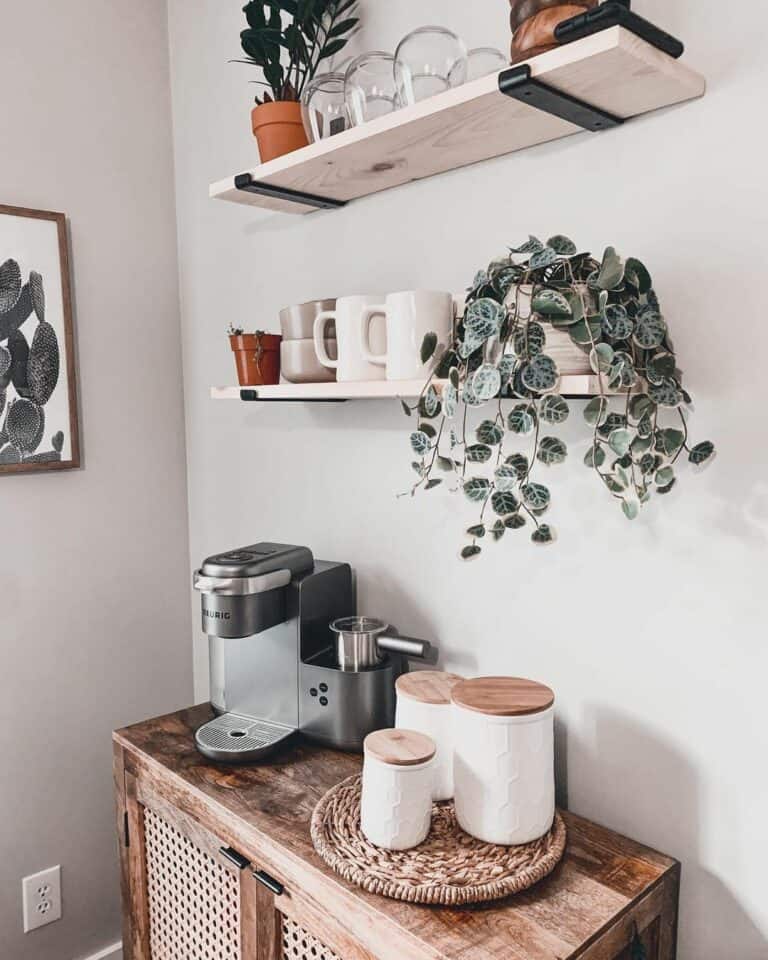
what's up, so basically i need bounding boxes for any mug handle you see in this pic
[313,311,338,368]
[359,304,388,366]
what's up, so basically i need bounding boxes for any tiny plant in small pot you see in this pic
[228,324,282,386]
[401,236,716,560]
[234,1,360,162]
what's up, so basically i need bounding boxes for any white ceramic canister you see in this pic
[360,728,436,851]
[395,670,464,801]
[451,677,555,846]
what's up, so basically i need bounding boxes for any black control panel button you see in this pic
[319,696,328,707]
[319,683,328,693]
[309,688,318,697]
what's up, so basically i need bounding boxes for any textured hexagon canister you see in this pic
[361,729,436,850]
[451,677,555,845]
[395,671,464,801]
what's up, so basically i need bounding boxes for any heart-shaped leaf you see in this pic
[590,342,614,374]
[466,443,492,463]
[689,440,715,466]
[522,482,550,510]
[541,394,569,424]
[491,520,506,541]
[472,364,502,402]
[546,235,577,256]
[505,513,526,529]
[584,443,606,468]
[476,420,504,445]
[531,524,556,545]
[461,545,482,560]
[529,247,558,270]
[463,477,491,502]
[505,452,529,478]
[622,499,640,521]
[656,428,685,457]
[634,309,667,349]
[494,465,518,491]
[602,303,634,340]
[508,404,536,435]
[467,524,486,538]
[655,466,675,486]
[514,321,546,358]
[608,429,632,457]
[420,332,438,364]
[410,431,430,456]
[569,317,602,346]
[625,257,652,294]
[595,246,624,290]
[491,490,520,516]
[649,379,682,408]
[510,235,544,255]
[584,396,608,427]
[522,354,558,393]
[532,288,572,318]
[647,352,676,384]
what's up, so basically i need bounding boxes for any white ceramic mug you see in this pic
[313,295,387,382]
[359,290,455,381]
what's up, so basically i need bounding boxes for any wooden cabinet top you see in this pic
[115,705,678,960]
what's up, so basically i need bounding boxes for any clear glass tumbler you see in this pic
[344,52,401,125]
[301,72,348,142]
[395,26,468,105]
[463,47,509,82]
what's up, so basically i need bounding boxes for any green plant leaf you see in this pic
[467,524,486,538]
[491,519,506,541]
[657,478,677,495]
[476,420,504,445]
[443,383,458,419]
[470,364,501,402]
[689,440,715,466]
[631,434,652,457]
[595,246,624,290]
[532,288,572,318]
[647,352,676,384]
[466,443,492,463]
[437,455,454,472]
[584,396,608,427]
[531,524,555,545]
[505,513,526,529]
[625,257,652,294]
[634,309,667,349]
[425,478,442,490]
[546,235,577,256]
[537,436,568,466]
[505,452,530,478]
[418,422,436,438]
[399,399,412,417]
[655,466,674,486]
[461,545,482,560]
[420,385,441,418]
[541,394,569,424]
[465,297,505,333]
[602,304,634,340]
[514,321,547,359]
[590,342,614,374]
[629,394,653,421]
[491,490,520,515]
[522,482,550,510]
[510,235,544,254]
[529,247,558,270]
[569,317,602,346]
[463,477,491,502]
[494,465,518,491]
[584,443,606,468]
[410,431,430,456]
[522,354,558,393]
[449,366,460,389]
[608,429,632,457]
[420,332,438,364]
[508,404,536,435]
[656,428,685,457]
[649,379,682,408]
[622,499,640,521]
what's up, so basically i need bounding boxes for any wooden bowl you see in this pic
[508,0,597,62]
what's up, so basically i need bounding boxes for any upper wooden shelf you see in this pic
[210,27,705,215]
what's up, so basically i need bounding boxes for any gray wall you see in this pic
[0,3,192,959]
[168,1,767,957]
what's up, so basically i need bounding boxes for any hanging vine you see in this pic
[401,236,715,559]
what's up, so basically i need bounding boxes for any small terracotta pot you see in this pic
[508,0,597,62]
[229,333,282,387]
[251,101,309,163]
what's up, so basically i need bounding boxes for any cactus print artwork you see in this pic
[0,205,79,473]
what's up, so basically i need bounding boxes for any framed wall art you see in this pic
[0,204,80,474]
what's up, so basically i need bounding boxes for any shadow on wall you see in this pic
[570,706,767,959]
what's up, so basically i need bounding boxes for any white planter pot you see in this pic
[451,677,555,846]
[360,729,435,851]
[395,671,463,801]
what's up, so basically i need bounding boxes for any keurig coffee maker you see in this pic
[193,542,432,764]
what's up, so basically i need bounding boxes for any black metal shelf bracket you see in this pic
[498,65,623,131]
[234,173,347,210]
[240,390,346,404]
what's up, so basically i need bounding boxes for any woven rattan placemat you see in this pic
[310,774,566,906]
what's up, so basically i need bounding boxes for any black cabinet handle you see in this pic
[219,847,251,871]
[253,870,284,896]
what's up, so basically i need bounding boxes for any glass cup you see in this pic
[344,52,401,125]
[301,72,348,142]
[463,47,509,82]
[394,26,468,104]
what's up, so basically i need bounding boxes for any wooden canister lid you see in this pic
[451,677,554,717]
[396,670,464,705]
[364,729,436,766]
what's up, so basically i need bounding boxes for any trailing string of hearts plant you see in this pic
[400,236,715,559]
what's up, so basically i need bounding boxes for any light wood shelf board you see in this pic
[210,28,705,215]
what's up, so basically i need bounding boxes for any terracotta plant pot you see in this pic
[508,0,598,63]
[251,101,309,163]
[229,333,282,387]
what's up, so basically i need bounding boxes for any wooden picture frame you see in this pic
[0,204,80,474]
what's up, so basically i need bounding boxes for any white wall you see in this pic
[0,3,192,959]
[167,1,768,957]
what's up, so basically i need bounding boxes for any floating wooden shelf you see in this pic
[211,376,608,402]
[210,27,705,215]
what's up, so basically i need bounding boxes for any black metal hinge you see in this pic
[234,173,346,210]
[124,811,130,848]
[498,64,623,131]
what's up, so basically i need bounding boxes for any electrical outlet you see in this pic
[22,865,61,932]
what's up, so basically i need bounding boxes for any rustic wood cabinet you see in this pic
[115,706,679,960]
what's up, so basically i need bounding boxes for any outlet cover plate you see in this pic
[22,865,61,932]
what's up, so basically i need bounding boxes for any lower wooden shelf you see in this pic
[211,375,607,402]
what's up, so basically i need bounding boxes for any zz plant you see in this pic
[401,236,715,559]
[235,0,359,103]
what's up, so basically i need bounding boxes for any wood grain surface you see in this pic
[396,671,464,706]
[115,705,679,960]
[451,676,555,716]
[363,728,436,766]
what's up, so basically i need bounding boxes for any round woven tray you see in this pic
[310,775,567,906]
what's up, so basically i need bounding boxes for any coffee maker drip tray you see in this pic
[195,712,297,764]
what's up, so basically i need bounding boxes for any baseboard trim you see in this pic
[78,941,122,960]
